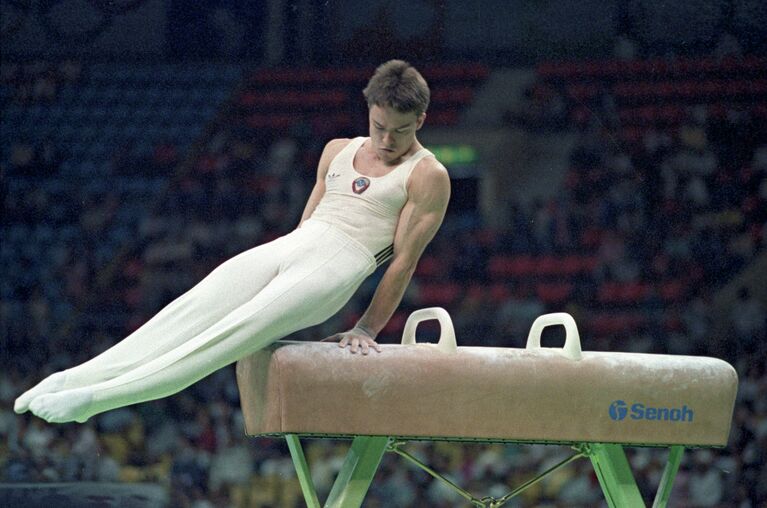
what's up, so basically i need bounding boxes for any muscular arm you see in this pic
[325,158,451,353]
[299,138,350,226]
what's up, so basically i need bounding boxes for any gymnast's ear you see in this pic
[416,112,426,130]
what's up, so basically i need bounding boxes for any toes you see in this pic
[14,390,38,414]
[29,397,46,417]
[14,399,27,414]
[29,395,54,421]
[28,397,41,414]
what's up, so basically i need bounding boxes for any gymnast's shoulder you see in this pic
[409,153,450,193]
[321,138,353,158]
[314,138,352,176]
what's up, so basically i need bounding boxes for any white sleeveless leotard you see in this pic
[308,137,434,265]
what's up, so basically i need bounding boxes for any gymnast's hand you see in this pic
[321,326,382,355]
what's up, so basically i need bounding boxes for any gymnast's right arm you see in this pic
[298,138,350,226]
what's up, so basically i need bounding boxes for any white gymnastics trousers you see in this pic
[21,219,377,422]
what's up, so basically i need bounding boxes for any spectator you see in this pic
[731,287,767,357]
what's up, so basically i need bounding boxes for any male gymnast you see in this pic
[15,59,451,424]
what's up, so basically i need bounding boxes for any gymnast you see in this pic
[15,59,451,424]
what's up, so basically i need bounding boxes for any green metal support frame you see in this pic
[286,434,389,508]
[588,443,646,507]
[283,435,686,507]
[586,443,685,508]
[652,446,685,508]
[286,434,321,508]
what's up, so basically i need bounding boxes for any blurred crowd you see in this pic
[2,55,766,507]
[0,60,82,105]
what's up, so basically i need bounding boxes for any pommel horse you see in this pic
[236,308,738,507]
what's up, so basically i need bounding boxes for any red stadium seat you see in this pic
[489,283,511,301]
[597,282,652,305]
[589,312,647,336]
[556,255,580,277]
[417,282,463,306]
[535,256,562,276]
[488,255,537,279]
[660,281,687,302]
[380,311,408,336]
[431,86,474,105]
[414,256,445,278]
[535,283,574,304]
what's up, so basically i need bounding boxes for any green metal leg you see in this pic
[588,444,645,508]
[325,436,389,508]
[284,436,685,508]
[286,434,322,508]
[652,446,684,508]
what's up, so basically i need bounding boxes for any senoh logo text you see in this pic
[609,400,694,423]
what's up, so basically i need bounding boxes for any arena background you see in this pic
[1,0,766,506]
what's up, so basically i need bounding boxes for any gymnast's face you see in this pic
[368,104,425,166]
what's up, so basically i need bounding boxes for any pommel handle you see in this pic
[401,307,458,353]
[526,312,583,360]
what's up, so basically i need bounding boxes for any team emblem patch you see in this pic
[352,177,371,194]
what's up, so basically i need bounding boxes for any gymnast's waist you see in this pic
[301,218,393,268]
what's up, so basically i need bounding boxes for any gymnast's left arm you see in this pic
[323,159,451,354]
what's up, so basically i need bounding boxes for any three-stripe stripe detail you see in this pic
[375,244,394,267]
